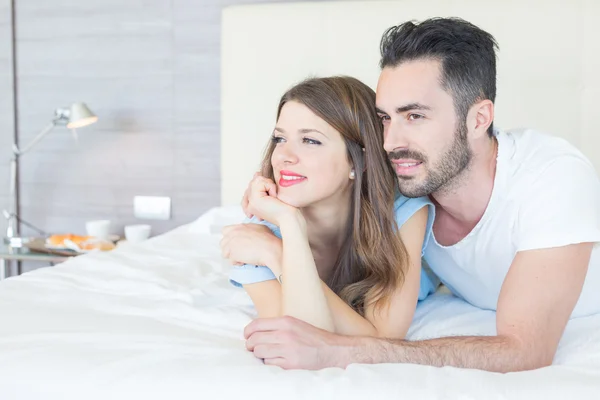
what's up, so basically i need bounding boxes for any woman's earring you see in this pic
[349,170,355,180]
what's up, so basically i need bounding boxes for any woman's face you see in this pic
[271,101,353,208]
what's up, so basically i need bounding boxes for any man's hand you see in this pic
[243,244,593,372]
[244,316,352,370]
[242,171,262,218]
[220,224,282,271]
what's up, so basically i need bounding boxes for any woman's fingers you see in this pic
[266,180,277,197]
[220,225,253,265]
[247,178,271,218]
[220,237,231,259]
[221,225,235,235]
[241,189,251,218]
[250,176,278,200]
[246,176,296,227]
[242,171,262,218]
[219,228,237,259]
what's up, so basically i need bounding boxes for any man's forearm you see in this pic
[345,334,550,373]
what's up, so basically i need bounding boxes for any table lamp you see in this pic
[3,102,98,247]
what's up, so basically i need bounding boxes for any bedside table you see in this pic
[0,243,74,280]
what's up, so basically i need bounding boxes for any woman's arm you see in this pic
[243,280,281,318]
[232,176,335,331]
[241,206,428,339]
[278,211,335,331]
[241,211,334,331]
[327,206,428,338]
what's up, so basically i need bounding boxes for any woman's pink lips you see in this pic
[279,178,306,187]
[279,177,306,187]
[278,170,307,187]
[279,169,304,177]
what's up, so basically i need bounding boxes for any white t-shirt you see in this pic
[424,128,600,318]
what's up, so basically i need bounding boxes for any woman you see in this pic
[220,76,438,339]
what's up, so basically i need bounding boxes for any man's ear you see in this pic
[467,99,494,139]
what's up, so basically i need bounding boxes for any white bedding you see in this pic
[1,207,599,399]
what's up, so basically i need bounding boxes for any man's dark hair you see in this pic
[380,18,499,135]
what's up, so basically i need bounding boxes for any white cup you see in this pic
[86,220,111,240]
[124,224,151,243]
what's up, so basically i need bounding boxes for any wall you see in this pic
[0,0,13,240]
[0,0,335,272]
[5,0,332,240]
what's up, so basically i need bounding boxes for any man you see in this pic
[240,18,600,372]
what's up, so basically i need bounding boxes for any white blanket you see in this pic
[1,207,599,399]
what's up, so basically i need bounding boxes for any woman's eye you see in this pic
[303,138,322,145]
[271,136,285,144]
[408,113,424,121]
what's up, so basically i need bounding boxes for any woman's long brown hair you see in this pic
[260,76,408,316]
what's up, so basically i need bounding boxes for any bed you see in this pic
[2,1,600,399]
[1,207,599,399]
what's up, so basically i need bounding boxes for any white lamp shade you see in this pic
[67,102,98,129]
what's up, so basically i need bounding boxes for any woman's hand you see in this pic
[241,171,261,219]
[220,223,282,273]
[246,176,298,226]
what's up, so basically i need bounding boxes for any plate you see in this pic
[45,234,120,250]
[24,239,80,256]
[45,243,71,250]
[63,238,117,253]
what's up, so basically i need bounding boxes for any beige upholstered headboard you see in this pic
[220,0,600,205]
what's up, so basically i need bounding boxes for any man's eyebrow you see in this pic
[376,103,432,114]
[396,103,432,113]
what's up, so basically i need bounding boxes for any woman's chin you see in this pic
[276,192,307,209]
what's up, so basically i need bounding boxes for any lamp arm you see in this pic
[5,112,72,241]
[13,120,58,156]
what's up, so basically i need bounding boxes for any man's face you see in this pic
[376,59,472,198]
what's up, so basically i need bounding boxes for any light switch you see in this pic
[134,196,171,220]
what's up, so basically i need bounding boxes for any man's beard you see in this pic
[389,121,472,198]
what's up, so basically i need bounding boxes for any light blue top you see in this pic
[229,195,440,301]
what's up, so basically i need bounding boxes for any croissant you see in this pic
[47,234,92,247]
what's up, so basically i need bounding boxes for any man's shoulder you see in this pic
[501,128,596,182]
[503,128,587,161]
[496,129,600,225]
